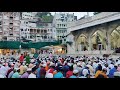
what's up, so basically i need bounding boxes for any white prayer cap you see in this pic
[50,62,55,66]
[67,63,71,66]
[77,62,81,66]
[27,68,32,71]
[82,69,89,77]
[73,70,79,74]
[42,64,47,67]
[114,72,120,77]
[46,73,53,78]
[31,59,34,63]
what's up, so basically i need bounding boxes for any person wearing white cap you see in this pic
[73,63,77,70]
[114,72,120,78]
[108,64,118,78]
[108,62,114,70]
[21,68,31,78]
[86,64,94,76]
[45,73,53,78]
[12,68,20,78]
[81,69,89,78]
[19,64,25,75]
[40,64,46,78]
[28,66,37,78]
[70,70,79,78]
[14,61,19,68]
[0,64,6,77]
[75,63,82,75]
[6,64,14,78]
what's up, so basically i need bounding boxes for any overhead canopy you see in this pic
[0,40,62,49]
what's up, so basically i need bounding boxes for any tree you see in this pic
[36,12,54,27]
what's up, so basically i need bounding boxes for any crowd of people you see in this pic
[0,52,120,78]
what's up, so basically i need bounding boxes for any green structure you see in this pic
[0,41,20,49]
[0,40,62,49]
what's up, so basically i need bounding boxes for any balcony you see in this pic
[9,33,13,36]
[9,20,13,23]
[9,27,13,30]
[10,16,13,19]
[9,22,13,25]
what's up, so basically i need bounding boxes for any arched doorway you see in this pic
[76,34,88,51]
[111,26,120,51]
[91,30,106,50]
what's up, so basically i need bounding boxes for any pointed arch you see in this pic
[91,30,106,50]
[110,28,120,49]
[76,34,88,51]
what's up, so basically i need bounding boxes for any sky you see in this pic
[51,12,94,19]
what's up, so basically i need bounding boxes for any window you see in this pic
[25,35,27,38]
[64,24,65,27]
[28,29,29,31]
[21,29,23,31]
[0,21,1,25]
[30,36,32,38]
[51,29,52,32]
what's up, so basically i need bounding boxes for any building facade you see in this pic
[30,22,56,42]
[20,12,38,41]
[1,12,21,41]
[52,12,77,44]
[67,12,120,55]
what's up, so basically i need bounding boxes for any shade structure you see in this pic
[0,40,62,49]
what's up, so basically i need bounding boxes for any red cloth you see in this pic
[66,71,73,78]
[49,68,54,73]
[40,68,46,78]
[19,55,24,63]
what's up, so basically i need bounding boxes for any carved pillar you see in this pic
[79,44,82,51]
[107,32,111,51]
[88,35,92,51]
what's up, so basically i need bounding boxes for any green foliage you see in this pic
[36,12,53,23]
[42,15,53,22]
[37,12,50,18]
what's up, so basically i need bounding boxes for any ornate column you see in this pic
[88,35,92,51]
[79,43,82,51]
[106,32,111,52]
